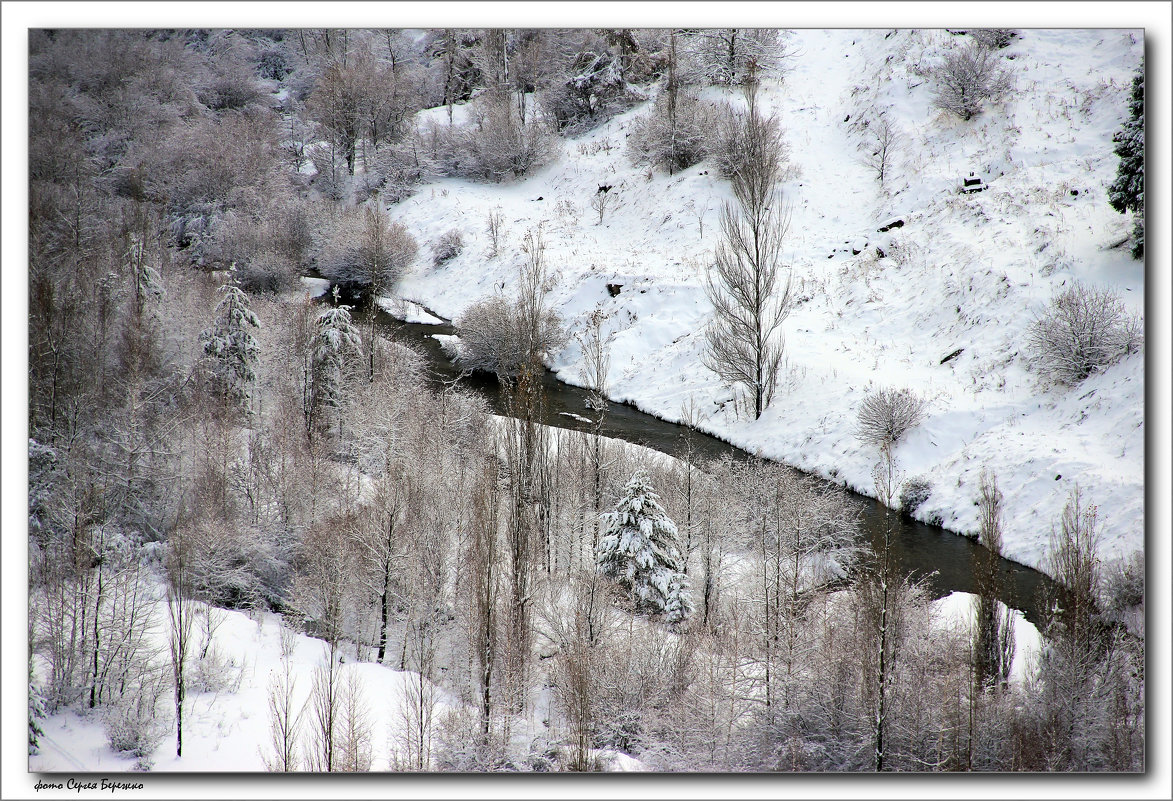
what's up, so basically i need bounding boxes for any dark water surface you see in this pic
[367,302,1057,628]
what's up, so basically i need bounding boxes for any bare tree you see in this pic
[307,647,341,771]
[973,470,1014,691]
[262,637,305,772]
[590,189,614,225]
[1027,281,1143,387]
[932,43,1013,121]
[703,81,793,420]
[485,207,504,257]
[467,455,502,745]
[856,387,928,449]
[165,524,197,758]
[866,444,901,771]
[858,110,900,188]
[337,667,373,771]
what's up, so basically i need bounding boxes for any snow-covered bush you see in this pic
[1102,550,1144,612]
[544,49,638,136]
[969,29,1016,50]
[455,294,563,379]
[235,250,297,294]
[316,206,417,295]
[899,476,932,513]
[932,43,1013,120]
[596,470,692,624]
[374,130,440,204]
[1026,282,1142,387]
[460,96,559,182]
[103,666,170,767]
[710,96,788,181]
[856,387,928,448]
[679,29,791,86]
[432,229,463,266]
[627,92,714,175]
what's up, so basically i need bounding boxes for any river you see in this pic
[364,301,1057,628]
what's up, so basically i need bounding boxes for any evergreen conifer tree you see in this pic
[200,283,261,409]
[1108,62,1144,259]
[597,471,692,624]
[309,306,362,434]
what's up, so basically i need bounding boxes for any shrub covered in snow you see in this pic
[679,29,791,86]
[234,250,297,294]
[710,95,788,181]
[459,96,559,182]
[932,43,1013,120]
[1026,282,1142,387]
[316,206,417,294]
[856,387,928,448]
[627,92,714,175]
[373,130,440,204]
[969,29,1016,50]
[432,229,464,266]
[102,667,170,767]
[596,470,692,624]
[455,294,564,379]
[544,49,638,136]
[900,476,933,513]
[1102,550,1144,613]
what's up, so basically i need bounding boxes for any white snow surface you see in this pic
[29,599,481,774]
[392,29,1144,577]
[375,295,445,325]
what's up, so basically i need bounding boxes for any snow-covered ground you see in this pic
[30,600,468,773]
[27,581,1039,775]
[391,29,1144,576]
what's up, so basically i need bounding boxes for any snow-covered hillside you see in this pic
[391,29,1144,575]
[27,583,1040,774]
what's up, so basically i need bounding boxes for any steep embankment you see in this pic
[393,29,1144,575]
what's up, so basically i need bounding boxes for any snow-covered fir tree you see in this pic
[200,282,261,409]
[1108,61,1144,259]
[28,666,46,756]
[597,470,692,624]
[309,305,362,433]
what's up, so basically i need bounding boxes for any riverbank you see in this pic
[387,29,1144,577]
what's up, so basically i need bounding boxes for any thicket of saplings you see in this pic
[28,28,1141,772]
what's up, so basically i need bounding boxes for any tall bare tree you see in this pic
[165,523,197,758]
[703,80,793,420]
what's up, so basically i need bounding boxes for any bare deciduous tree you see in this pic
[973,470,1015,691]
[858,110,900,188]
[165,524,197,758]
[932,43,1013,121]
[856,387,928,449]
[262,637,305,772]
[485,208,504,257]
[1027,282,1143,387]
[703,81,793,420]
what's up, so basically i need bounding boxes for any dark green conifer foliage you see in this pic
[1108,63,1144,259]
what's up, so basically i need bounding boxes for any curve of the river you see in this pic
[364,300,1058,628]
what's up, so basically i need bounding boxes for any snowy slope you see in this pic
[392,29,1145,576]
[30,602,465,773]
